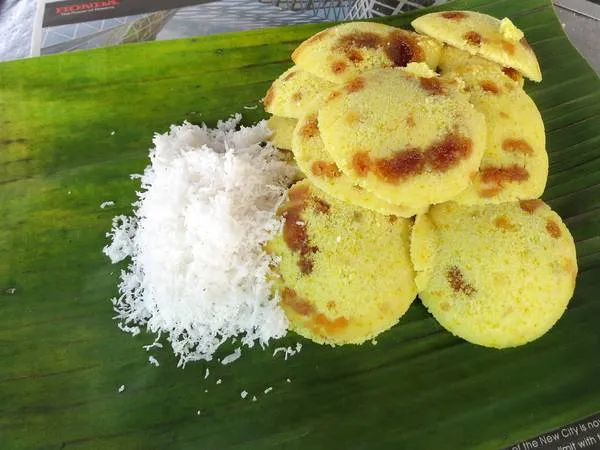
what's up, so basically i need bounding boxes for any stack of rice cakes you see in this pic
[265,13,577,348]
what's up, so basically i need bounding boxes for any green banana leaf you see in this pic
[1,0,599,448]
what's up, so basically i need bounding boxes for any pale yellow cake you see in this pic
[291,22,443,83]
[263,66,336,119]
[439,45,524,88]
[267,115,297,151]
[267,179,417,345]
[442,62,548,204]
[292,111,424,217]
[412,11,542,81]
[318,67,486,210]
[411,200,577,348]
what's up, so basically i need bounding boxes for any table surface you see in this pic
[555,0,600,72]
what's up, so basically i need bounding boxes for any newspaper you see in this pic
[30,0,348,57]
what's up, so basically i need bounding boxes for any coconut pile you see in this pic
[103,115,297,366]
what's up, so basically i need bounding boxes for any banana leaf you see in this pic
[1,0,599,448]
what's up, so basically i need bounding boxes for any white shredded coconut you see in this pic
[243,105,258,110]
[118,385,125,393]
[286,378,291,383]
[241,390,248,399]
[221,347,241,365]
[100,201,115,209]
[204,368,210,379]
[264,387,273,394]
[273,343,302,360]
[252,396,257,402]
[148,356,160,367]
[110,130,116,136]
[103,116,295,366]
[196,410,201,415]
[216,379,222,385]
[143,339,163,351]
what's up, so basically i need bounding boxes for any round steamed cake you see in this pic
[292,111,424,217]
[439,45,524,88]
[440,60,548,204]
[411,11,542,81]
[267,115,297,151]
[263,66,336,119]
[267,179,417,345]
[318,67,487,210]
[411,200,577,348]
[291,22,442,83]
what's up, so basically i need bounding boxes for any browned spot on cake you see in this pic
[446,266,476,296]
[326,90,342,102]
[464,31,483,45]
[284,70,297,81]
[337,33,378,64]
[546,219,562,238]
[502,67,520,81]
[502,138,533,155]
[291,91,303,102]
[406,114,415,128]
[281,288,315,316]
[337,30,423,68]
[480,165,529,184]
[494,215,517,231]
[345,111,360,125]
[364,132,473,184]
[480,80,500,94]
[339,32,382,50]
[311,313,349,335]
[441,11,467,20]
[352,211,363,222]
[297,257,314,275]
[385,31,424,66]
[388,215,398,224]
[426,132,473,172]
[440,302,451,311]
[346,48,364,63]
[313,198,331,214]
[311,160,341,178]
[502,40,516,55]
[331,60,348,74]
[345,76,366,93]
[281,184,318,275]
[562,257,577,281]
[373,149,425,182]
[519,199,543,213]
[420,77,445,95]
[288,183,310,203]
[327,301,336,311]
[301,116,319,139]
[263,87,275,107]
[478,185,503,198]
[352,151,371,177]
[500,112,510,119]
